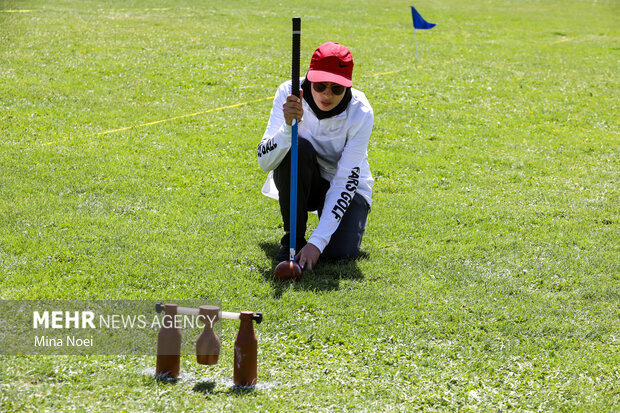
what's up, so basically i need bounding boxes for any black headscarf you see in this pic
[301,77,352,120]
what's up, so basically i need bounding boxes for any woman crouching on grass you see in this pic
[257,42,374,272]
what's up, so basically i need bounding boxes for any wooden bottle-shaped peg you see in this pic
[196,305,220,365]
[233,311,258,386]
[156,304,182,378]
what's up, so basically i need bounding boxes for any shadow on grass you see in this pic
[193,380,216,394]
[192,380,259,397]
[259,241,367,298]
[154,373,180,385]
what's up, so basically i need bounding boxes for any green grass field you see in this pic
[1,0,619,411]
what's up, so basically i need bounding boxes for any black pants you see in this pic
[273,138,370,260]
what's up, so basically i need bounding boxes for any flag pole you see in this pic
[414,27,418,62]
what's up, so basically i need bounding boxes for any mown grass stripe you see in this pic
[95,96,274,137]
[40,68,406,146]
[40,96,274,146]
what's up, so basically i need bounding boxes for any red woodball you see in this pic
[274,260,302,281]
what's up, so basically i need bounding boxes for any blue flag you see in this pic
[411,6,436,30]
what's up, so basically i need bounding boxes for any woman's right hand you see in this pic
[282,89,303,126]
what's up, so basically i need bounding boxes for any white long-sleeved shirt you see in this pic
[257,79,374,252]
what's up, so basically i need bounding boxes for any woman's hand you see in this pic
[282,89,303,126]
[296,242,320,271]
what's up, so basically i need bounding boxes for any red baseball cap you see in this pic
[307,42,354,87]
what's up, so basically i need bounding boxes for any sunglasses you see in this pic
[312,82,346,95]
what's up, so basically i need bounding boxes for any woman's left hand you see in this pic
[296,243,320,271]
